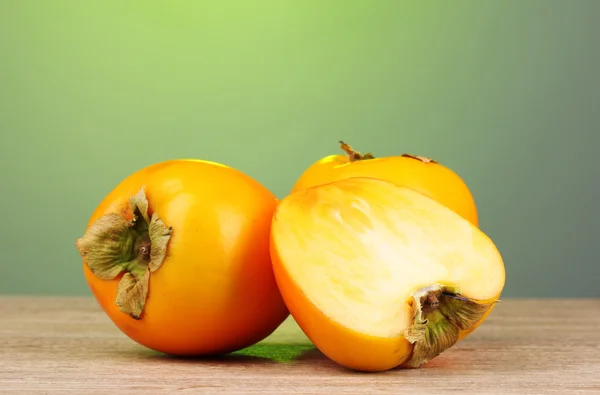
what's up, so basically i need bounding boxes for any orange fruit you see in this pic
[271,177,505,372]
[76,159,289,355]
[292,141,479,226]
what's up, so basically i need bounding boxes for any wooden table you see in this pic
[1,297,599,394]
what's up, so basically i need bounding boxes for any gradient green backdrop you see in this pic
[1,1,598,297]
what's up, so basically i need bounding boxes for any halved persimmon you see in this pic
[76,159,289,356]
[291,141,479,226]
[271,177,505,372]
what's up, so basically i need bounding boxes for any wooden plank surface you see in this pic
[0,297,599,394]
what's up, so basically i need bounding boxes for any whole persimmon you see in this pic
[75,159,289,356]
[271,177,505,372]
[292,141,479,226]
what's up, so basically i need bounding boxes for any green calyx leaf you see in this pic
[75,187,172,320]
[403,285,498,368]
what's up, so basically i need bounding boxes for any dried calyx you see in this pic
[339,141,437,164]
[403,285,499,368]
[401,153,437,164]
[75,188,172,319]
[339,141,375,162]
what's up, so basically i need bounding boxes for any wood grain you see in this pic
[0,297,599,394]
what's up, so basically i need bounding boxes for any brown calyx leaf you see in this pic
[148,213,172,272]
[130,187,150,224]
[401,153,437,164]
[75,213,133,280]
[439,294,499,330]
[115,269,150,320]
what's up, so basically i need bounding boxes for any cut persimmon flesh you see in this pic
[271,177,505,372]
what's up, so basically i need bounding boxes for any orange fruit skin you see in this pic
[291,154,479,226]
[81,159,289,356]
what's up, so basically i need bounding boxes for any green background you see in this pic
[1,0,598,297]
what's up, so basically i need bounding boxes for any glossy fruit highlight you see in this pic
[76,159,289,356]
[291,141,479,226]
[271,177,505,372]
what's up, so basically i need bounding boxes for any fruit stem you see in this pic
[339,141,375,162]
[75,187,172,320]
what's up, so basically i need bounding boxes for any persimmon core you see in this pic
[272,178,504,360]
[75,187,172,319]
